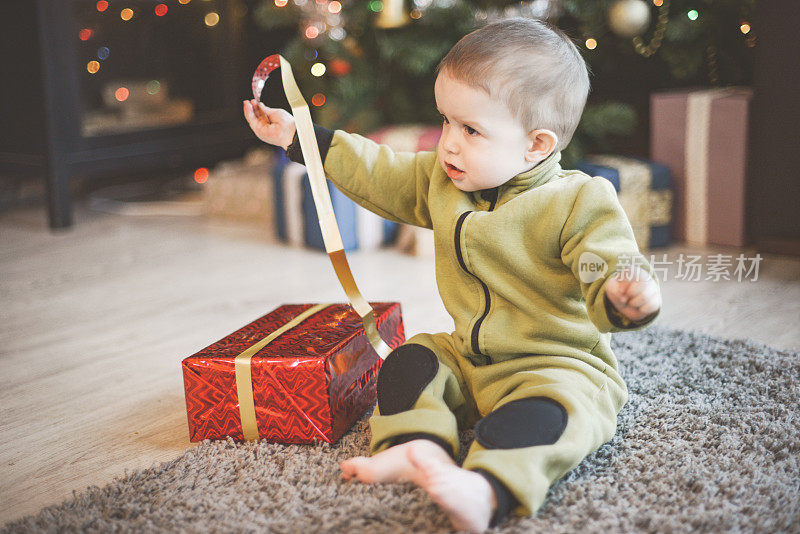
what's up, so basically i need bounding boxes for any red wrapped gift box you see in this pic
[182,302,404,444]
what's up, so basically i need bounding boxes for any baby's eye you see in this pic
[464,125,478,136]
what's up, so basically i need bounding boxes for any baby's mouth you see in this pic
[445,162,465,179]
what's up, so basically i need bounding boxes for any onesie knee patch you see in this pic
[377,343,438,415]
[474,397,567,450]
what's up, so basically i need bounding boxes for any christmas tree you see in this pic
[253,0,755,163]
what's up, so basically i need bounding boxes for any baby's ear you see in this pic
[525,129,558,163]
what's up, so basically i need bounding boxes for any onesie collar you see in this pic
[503,150,563,192]
[472,150,562,209]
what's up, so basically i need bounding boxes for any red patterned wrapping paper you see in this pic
[182,302,404,444]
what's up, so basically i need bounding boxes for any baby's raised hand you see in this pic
[604,266,661,322]
[243,99,297,150]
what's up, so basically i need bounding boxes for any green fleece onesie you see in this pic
[286,127,659,519]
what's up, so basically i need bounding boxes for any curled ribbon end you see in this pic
[251,54,281,102]
[252,78,265,101]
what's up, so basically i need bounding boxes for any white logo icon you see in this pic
[578,252,608,283]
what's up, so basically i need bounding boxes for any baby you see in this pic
[244,17,661,533]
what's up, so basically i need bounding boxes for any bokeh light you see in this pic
[79,28,93,41]
[194,168,210,184]
[305,25,320,39]
[97,47,110,60]
[652,0,663,6]
[585,38,597,50]
[311,93,326,106]
[328,1,342,13]
[204,12,220,26]
[87,61,100,74]
[96,1,109,12]
[410,8,422,19]
[179,0,191,4]
[115,87,130,102]
[311,62,326,76]
[275,0,288,6]
[369,0,383,12]
[146,80,161,95]
[155,4,168,16]
[121,8,134,21]
[687,9,699,21]
[740,22,751,34]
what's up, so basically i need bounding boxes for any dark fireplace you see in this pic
[2,0,290,229]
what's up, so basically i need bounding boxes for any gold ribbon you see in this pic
[273,55,392,360]
[235,303,331,441]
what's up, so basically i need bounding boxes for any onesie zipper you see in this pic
[481,187,499,211]
[454,192,497,361]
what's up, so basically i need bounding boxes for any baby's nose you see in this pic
[441,131,459,154]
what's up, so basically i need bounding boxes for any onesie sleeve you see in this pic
[285,125,436,229]
[559,176,661,333]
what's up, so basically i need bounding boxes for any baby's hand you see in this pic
[243,99,297,150]
[604,266,661,322]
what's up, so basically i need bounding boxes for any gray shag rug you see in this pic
[4,327,800,533]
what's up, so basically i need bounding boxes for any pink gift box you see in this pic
[650,88,752,247]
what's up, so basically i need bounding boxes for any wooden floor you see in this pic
[1,205,798,524]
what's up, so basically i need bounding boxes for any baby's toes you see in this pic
[340,457,367,480]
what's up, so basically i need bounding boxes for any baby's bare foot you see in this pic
[340,439,454,484]
[408,447,496,534]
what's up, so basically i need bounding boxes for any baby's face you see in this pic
[434,71,537,192]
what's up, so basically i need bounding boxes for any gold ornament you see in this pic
[608,0,652,38]
[375,0,410,28]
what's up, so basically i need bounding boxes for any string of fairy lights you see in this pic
[267,0,756,108]
[582,0,755,56]
[79,0,756,108]
[579,0,755,84]
[80,0,221,103]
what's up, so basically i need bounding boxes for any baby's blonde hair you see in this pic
[436,17,590,152]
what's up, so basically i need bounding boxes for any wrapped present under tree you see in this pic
[577,155,673,250]
[272,151,398,252]
[650,88,752,247]
[203,148,276,229]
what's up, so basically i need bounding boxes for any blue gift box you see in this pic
[272,151,398,251]
[576,155,672,249]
